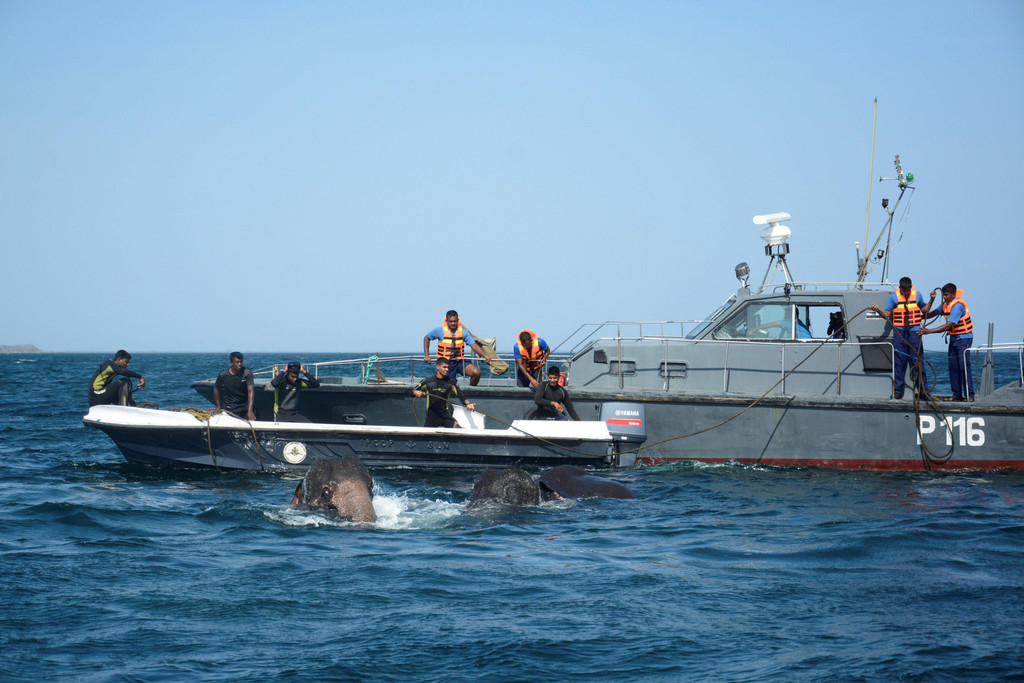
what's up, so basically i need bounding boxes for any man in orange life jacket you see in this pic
[870,276,928,399]
[513,329,550,388]
[921,283,975,401]
[423,310,495,386]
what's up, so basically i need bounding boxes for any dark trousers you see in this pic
[424,413,457,428]
[89,378,134,407]
[892,328,921,397]
[224,405,258,420]
[948,336,975,400]
[516,365,541,387]
[532,407,567,421]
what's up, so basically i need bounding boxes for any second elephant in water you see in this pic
[469,465,634,506]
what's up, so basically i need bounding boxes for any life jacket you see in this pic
[436,318,466,361]
[941,290,973,336]
[516,329,544,371]
[891,287,923,327]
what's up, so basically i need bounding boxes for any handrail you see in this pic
[554,320,710,357]
[972,343,1024,393]
[247,351,579,387]
[582,336,894,395]
[762,281,893,293]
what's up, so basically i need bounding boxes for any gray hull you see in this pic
[191,380,1024,471]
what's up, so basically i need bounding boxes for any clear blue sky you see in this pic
[2,1,1022,353]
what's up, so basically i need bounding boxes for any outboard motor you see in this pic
[599,402,647,467]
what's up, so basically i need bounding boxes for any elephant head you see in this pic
[291,457,377,523]
[469,468,541,507]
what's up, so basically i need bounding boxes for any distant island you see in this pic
[1,344,43,353]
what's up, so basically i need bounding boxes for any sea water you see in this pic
[2,353,1023,681]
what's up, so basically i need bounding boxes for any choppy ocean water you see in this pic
[2,352,1023,681]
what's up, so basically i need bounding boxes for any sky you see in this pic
[2,1,1022,354]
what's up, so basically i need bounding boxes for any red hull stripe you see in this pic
[634,457,1024,472]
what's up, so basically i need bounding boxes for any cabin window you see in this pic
[713,303,845,341]
[609,360,636,375]
[686,296,736,339]
[660,362,688,378]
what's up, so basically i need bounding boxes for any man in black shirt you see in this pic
[271,362,321,422]
[533,365,580,420]
[412,358,476,428]
[213,351,256,421]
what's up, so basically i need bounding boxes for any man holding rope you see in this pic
[413,357,476,428]
[920,283,975,402]
[870,276,929,399]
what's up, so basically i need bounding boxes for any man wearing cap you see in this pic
[271,362,321,422]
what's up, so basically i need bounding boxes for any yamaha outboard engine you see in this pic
[599,402,647,467]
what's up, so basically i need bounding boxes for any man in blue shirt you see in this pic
[513,329,550,388]
[921,283,975,401]
[870,276,928,399]
[422,310,495,386]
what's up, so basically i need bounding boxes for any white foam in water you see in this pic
[372,492,465,530]
[266,491,465,530]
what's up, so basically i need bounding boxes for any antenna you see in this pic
[856,155,915,283]
[859,97,878,282]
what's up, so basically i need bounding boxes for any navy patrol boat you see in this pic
[191,160,1024,471]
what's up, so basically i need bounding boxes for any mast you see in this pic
[858,98,878,282]
[856,155,914,283]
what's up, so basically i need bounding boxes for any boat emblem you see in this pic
[283,441,307,464]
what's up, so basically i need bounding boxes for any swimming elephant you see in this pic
[291,457,377,523]
[469,468,540,507]
[469,465,633,506]
[537,465,635,501]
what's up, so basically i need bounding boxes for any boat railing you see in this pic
[555,320,709,358]
[972,343,1024,395]
[246,355,420,384]
[762,281,893,293]
[722,338,894,395]
[572,336,895,395]
[250,351,580,387]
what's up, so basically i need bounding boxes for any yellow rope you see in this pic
[170,407,222,472]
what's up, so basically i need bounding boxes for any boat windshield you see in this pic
[711,302,845,341]
[686,296,736,339]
